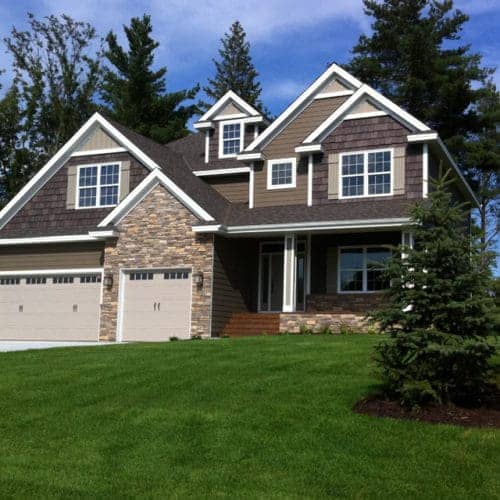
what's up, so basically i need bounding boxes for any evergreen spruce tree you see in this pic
[204,21,266,114]
[371,172,496,407]
[102,15,199,143]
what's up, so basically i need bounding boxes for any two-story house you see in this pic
[0,63,478,341]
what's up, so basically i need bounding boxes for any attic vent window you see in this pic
[220,121,242,157]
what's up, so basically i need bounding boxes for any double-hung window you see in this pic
[77,163,120,208]
[339,246,391,292]
[267,158,297,189]
[219,121,242,157]
[340,149,392,198]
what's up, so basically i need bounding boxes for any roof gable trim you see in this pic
[197,90,261,123]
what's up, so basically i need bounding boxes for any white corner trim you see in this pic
[193,167,250,177]
[204,131,210,163]
[314,90,355,99]
[307,154,313,206]
[98,169,214,228]
[422,143,429,198]
[249,162,255,209]
[344,110,387,120]
[295,144,323,153]
[71,147,127,157]
[0,267,103,277]
[244,63,362,152]
[267,158,297,190]
[197,90,261,123]
[407,132,439,142]
[237,152,264,161]
[0,234,107,246]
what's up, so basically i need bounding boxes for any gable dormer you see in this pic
[194,91,267,164]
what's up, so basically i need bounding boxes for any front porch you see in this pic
[211,229,408,336]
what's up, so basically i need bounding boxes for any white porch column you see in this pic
[249,162,255,209]
[282,233,296,312]
[307,154,313,206]
[422,143,429,198]
[401,231,414,259]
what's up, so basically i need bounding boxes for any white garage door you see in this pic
[0,273,102,341]
[121,269,192,341]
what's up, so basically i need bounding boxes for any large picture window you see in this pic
[219,121,242,157]
[77,163,120,208]
[340,149,392,198]
[339,246,391,292]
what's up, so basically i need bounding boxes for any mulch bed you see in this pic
[354,394,500,429]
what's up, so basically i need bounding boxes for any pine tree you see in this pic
[101,15,199,143]
[4,13,101,162]
[347,0,492,142]
[0,86,35,207]
[204,21,266,113]
[371,172,496,406]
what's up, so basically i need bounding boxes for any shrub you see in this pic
[317,325,334,335]
[299,324,314,335]
[169,336,179,342]
[339,323,355,335]
[375,330,496,407]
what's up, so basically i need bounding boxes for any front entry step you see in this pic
[220,313,280,337]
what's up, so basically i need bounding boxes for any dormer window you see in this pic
[77,163,120,208]
[219,120,243,158]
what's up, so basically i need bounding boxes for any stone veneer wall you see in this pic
[307,293,383,314]
[279,313,372,333]
[99,185,214,341]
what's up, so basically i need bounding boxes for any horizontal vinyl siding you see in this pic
[205,174,249,203]
[254,157,308,207]
[0,242,104,271]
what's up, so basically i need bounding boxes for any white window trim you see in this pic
[75,162,122,209]
[267,158,297,190]
[337,245,392,294]
[338,148,394,200]
[218,119,244,159]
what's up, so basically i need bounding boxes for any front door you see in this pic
[259,243,284,312]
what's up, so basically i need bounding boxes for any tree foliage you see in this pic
[371,173,496,406]
[204,21,267,114]
[4,13,101,163]
[101,15,199,143]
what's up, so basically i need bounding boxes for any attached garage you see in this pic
[0,272,102,341]
[120,269,192,341]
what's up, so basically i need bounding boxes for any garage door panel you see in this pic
[0,274,101,341]
[122,270,191,341]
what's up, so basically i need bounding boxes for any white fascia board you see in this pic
[197,90,261,123]
[304,84,431,144]
[71,147,127,157]
[244,64,362,152]
[0,268,103,276]
[192,224,223,233]
[315,90,355,100]
[193,121,214,130]
[88,230,118,239]
[295,144,323,153]
[237,152,264,161]
[98,169,214,228]
[0,234,104,246]
[193,167,250,176]
[407,132,439,142]
[344,111,387,120]
[0,113,102,231]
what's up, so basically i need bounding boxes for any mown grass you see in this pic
[0,334,498,499]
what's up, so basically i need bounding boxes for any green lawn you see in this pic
[0,335,498,499]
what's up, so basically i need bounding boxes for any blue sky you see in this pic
[0,0,498,115]
[0,0,498,273]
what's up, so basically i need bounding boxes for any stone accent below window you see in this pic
[279,313,372,333]
[99,185,214,341]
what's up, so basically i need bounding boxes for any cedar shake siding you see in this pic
[211,236,259,336]
[313,115,423,205]
[0,242,104,271]
[0,152,149,238]
[204,174,249,203]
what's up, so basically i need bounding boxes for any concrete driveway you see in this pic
[0,341,114,352]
